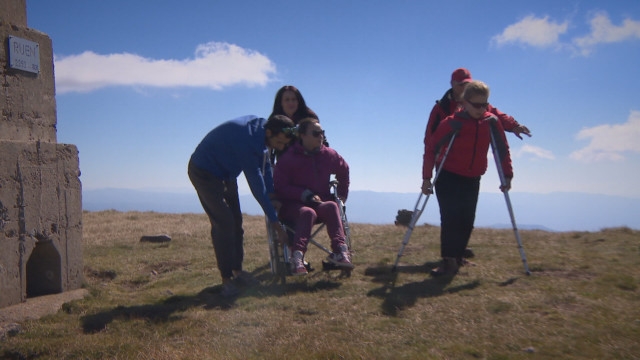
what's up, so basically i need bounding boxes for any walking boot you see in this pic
[430,257,459,277]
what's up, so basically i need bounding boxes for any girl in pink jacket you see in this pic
[274,118,352,275]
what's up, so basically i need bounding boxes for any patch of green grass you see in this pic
[599,273,638,291]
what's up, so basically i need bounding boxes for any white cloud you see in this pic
[514,144,555,160]
[573,13,640,56]
[54,42,276,94]
[570,110,640,162]
[492,15,568,48]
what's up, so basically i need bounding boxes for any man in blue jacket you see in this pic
[188,114,294,297]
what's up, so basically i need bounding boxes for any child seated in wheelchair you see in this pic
[273,118,353,275]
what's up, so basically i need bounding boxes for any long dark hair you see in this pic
[269,85,318,124]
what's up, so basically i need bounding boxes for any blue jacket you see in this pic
[190,115,278,222]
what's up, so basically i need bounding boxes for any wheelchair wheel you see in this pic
[267,224,288,284]
[274,243,288,285]
[337,198,352,252]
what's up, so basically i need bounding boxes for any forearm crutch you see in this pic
[391,130,458,272]
[489,121,531,275]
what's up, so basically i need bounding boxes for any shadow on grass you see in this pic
[81,263,344,333]
[364,262,481,316]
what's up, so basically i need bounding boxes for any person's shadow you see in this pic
[80,263,342,333]
[365,262,480,316]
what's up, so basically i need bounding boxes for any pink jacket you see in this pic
[274,142,349,207]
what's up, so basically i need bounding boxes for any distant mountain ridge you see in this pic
[82,188,640,232]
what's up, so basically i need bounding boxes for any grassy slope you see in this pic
[2,210,639,360]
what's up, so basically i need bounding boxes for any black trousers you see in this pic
[188,160,244,279]
[435,170,481,259]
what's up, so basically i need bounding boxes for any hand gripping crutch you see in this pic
[488,119,531,275]
[391,127,459,272]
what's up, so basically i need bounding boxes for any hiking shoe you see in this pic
[326,247,354,269]
[221,282,240,298]
[291,250,308,276]
[463,248,475,258]
[233,270,258,286]
[430,257,459,277]
[457,258,476,267]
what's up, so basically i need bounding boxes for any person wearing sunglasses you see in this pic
[188,114,295,297]
[422,81,514,276]
[273,118,352,275]
[424,68,531,142]
[423,68,529,260]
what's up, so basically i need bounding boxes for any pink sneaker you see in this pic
[327,248,354,269]
[290,251,308,276]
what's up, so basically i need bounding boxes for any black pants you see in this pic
[435,170,480,259]
[188,160,244,279]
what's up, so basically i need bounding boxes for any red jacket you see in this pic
[424,89,520,144]
[423,110,513,180]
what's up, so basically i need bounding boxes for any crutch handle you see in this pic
[421,179,434,195]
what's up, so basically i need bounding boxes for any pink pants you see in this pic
[279,201,347,254]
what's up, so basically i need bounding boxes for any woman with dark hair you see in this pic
[274,118,351,276]
[269,85,318,124]
[270,85,329,149]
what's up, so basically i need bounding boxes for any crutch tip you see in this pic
[391,266,398,273]
[525,270,531,276]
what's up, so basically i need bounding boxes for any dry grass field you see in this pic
[1,210,639,359]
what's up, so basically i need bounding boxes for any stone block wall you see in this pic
[1,0,83,308]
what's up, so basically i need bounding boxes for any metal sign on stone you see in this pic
[8,35,40,74]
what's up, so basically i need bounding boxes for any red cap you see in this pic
[451,68,472,83]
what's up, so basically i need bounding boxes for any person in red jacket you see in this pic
[425,68,528,260]
[422,80,513,276]
[274,118,352,275]
[425,68,531,141]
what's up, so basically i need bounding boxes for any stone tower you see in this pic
[1,0,83,308]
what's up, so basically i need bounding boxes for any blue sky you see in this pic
[26,0,640,199]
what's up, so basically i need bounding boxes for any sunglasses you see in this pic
[310,129,325,138]
[466,100,489,109]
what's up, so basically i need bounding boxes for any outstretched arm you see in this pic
[511,125,532,139]
[488,105,532,140]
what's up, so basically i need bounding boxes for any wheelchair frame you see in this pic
[267,180,351,284]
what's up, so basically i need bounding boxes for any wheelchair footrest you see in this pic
[304,261,314,272]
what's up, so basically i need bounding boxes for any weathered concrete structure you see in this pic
[1,0,83,308]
